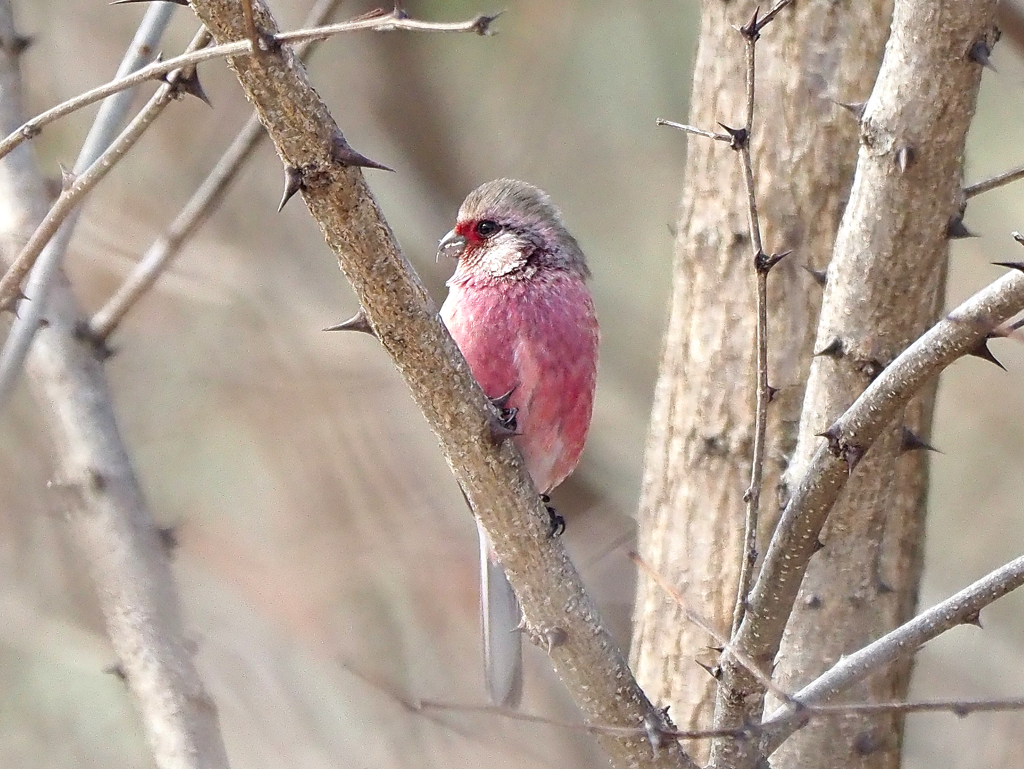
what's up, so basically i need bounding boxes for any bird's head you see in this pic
[438,179,590,282]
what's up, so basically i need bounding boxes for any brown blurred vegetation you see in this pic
[0,1,1023,767]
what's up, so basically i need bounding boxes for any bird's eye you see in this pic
[475,220,501,238]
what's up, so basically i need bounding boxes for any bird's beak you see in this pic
[438,229,467,261]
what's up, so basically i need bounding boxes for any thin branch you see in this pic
[655,118,731,142]
[0,4,178,405]
[657,0,794,642]
[0,3,229,767]
[417,700,751,742]
[0,8,499,163]
[730,0,794,639]
[86,0,345,343]
[760,553,1024,753]
[184,1,691,767]
[803,696,1024,718]
[630,552,793,706]
[964,161,1024,199]
[0,28,211,317]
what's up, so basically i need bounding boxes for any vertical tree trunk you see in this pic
[767,2,998,767]
[631,0,891,760]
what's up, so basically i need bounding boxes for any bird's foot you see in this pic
[487,389,519,442]
[541,494,565,538]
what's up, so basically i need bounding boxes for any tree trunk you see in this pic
[767,1,998,767]
[631,0,891,761]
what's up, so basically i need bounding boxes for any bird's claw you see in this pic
[488,388,519,436]
[542,494,566,538]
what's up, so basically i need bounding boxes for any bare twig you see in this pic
[630,552,793,706]
[655,119,731,142]
[659,1,793,641]
[0,8,499,162]
[0,28,211,317]
[760,553,1024,753]
[730,0,794,639]
[0,4,178,406]
[86,0,345,343]
[964,161,1024,199]
[185,1,691,767]
[0,3,229,768]
[417,700,751,742]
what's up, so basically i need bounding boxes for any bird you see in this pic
[438,179,599,708]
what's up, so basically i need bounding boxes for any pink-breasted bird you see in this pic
[438,179,599,707]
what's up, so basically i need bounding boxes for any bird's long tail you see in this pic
[478,521,523,708]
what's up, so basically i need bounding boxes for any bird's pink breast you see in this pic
[441,272,599,494]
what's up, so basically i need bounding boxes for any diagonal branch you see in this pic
[183,1,692,768]
[760,552,1024,753]
[0,8,499,163]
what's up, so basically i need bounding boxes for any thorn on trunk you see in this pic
[323,309,376,337]
[717,122,748,151]
[543,626,567,653]
[894,146,915,174]
[330,133,393,172]
[969,40,996,71]
[814,336,844,359]
[488,415,520,444]
[0,33,32,55]
[278,165,304,211]
[812,539,825,554]
[738,7,761,40]
[963,610,983,628]
[947,216,976,240]
[816,422,842,455]
[766,384,779,403]
[695,659,722,679]
[103,662,128,681]
[88,468,107,492]
[756,249,792,274]
[642,706,672,757]
[967,337,1005,370]
[803,264,827,287]
[158,525,179,556]
[58,163,76,192]
[834,99,866,120]
[900,426,938,453]
[166,68,212,106]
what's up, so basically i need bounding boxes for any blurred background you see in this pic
[0,1,1022,767]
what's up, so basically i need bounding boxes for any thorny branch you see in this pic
[184,0,692,767]
[633,549,1024,751]
[760,552,1024,753]
[657,0,794,640]
[0,7,499,164]
[709,1,998,766]
[0,28,211,315]
[86,0,345,344]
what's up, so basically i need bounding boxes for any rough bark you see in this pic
[762,2,999,768]
[183,2,693,768]
[631,0,891,759]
